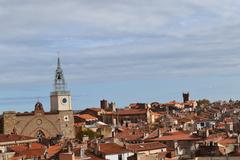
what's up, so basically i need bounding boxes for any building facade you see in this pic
[2,57,75,139]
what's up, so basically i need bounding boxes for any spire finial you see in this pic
[54,54,66,91]
[57,52,61,69]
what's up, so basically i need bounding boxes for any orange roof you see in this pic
[127,142,167,152]
[224,117,233,123]
[146,128,167,140]
[103,109,147,116]
[166,101,183,105]
[17,148,45,158]
[151,131,201,141]
[216,122,225,129]
[9,143,46,159]
[219,138,237,146]
[0,134,37,143]
[47,144,63,156]
[85,150,104,160]
[87,108,102,112]
[117,109,146,115]
[9,143,44,152]
[116,128,144,141]
[99,143,130,155]
[74,114,98,120]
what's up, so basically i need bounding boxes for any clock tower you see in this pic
[50,57,72,112]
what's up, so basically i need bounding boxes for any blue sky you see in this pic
[0,0,240,112]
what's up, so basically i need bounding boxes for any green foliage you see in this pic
[197,99,210,107]
[76,128,101,140]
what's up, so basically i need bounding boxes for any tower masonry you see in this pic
[50,57,72,112]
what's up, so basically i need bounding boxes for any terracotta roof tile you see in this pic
[85,150,104,160]
[116,128,144,141]
[127,142,167,152]
[0,134,37,143]
[74,114,98,120]
[150,131,201,141]
[47,144,63,156]
[9,143,44,152]
[117,109,146,115]
[99,143,130,155]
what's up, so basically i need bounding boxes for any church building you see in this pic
[1,57,75,139]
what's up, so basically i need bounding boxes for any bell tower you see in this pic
[50,57,72,112]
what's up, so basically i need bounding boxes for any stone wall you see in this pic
[3,110,75,139]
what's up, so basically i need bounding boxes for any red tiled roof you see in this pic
[103,109,147,116]
[127,142,167,152]
[116,128,144,141]
[9,143,44,152]
[18,148,45,158]
[74,114,98,120]
[99,143,130,155]
[47,144,63,156]
[224,117,233,123]
[117,109,146,115]
[216,122,225,129]
[85,150,104,160]
[150,131,201,141]
[219,138,237,146]
[145,128,167,140]
[88,108,102,112]
[0,134,37,143]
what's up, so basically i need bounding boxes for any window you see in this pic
[118,154,122,160]
[36,130,45,142]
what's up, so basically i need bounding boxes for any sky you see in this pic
[0,0,240,112]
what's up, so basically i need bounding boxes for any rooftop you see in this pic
[127,142,167,152]
[98,143,130,155]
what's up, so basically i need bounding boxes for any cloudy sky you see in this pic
[0,0,240,112]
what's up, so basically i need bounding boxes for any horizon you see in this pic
[1,1,240,112]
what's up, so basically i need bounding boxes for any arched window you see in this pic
[36,130,45,141]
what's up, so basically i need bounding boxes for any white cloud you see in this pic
[0,0,239,86]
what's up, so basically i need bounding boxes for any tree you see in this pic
[197,99,210,107]
[76,128,101,141]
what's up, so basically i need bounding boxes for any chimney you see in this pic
[132,129,136,135]
[97,143,100,152]
[112,129,116,138]
[112,118,117,127]
[80,146,85,158]
[82,135,89,143]
[144,133,149,139]
[95,139,101,155]
[158,128,162,138]
[205,129,209,138]
[44,149,48,159]
[68,144,71,153]
[28,143,32,149]
[126,122,129,128]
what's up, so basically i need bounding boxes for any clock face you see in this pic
[62,98,67,104]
